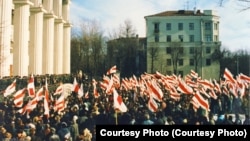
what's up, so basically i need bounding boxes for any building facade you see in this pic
[144,9,221,80]
[106,35,147,78]
[0,0,71,78]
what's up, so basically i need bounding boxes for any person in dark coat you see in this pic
[57,122,71,141]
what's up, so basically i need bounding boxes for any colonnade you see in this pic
[0,0,71,77]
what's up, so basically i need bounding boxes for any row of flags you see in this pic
[1,66,250,119]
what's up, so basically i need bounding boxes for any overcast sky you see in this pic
[70,0,250,52]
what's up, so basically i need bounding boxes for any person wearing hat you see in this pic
[69,115,79,141]
[57,122,72,141]
[49,127,60,141]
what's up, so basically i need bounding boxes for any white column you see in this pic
[13,0,33,77]
[0,0,12,77]
[42,0,53,12]
[30,0,42,7]
[54,18,64,74]
[29,5,45,75]
[63,23,71,74]
[43,12,55,75]
[53,0,62,17]
[62,0,71,74]
[62,0,70,21]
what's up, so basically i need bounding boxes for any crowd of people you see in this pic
[0,72,250,141]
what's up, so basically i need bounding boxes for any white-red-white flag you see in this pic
[13,88,26,108]
[54,92,66,113]
[78,83,84,98]
[192,91,210,112]
[148,95,158,112]
[177,77,194,94]
[27,74,36,98]
[113,89,127,112]
[92,79,100,98]
[44,78,50,118]
[223,68,236,83]
[18,96,38,115]
[3,79,16,97]
[72,77,80,93]
[238,73,250,83]
[106,65,117,75]
[36,87,44,101]
[54,84,63,95]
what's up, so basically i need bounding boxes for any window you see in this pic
[167,59,172,66]
[206,59,211,66]
[214,35,218,42]
[178,23,183,30]
[189,23,194,30]
[190,59,194,66]
[179,35,184,42]
[190,47,194,54]
[166,23,171,30]
[154,22,160,33]
[166,35,171,42]
[206,47,211,54]
[155,35,159,42]
[166,47,171,54]
[214,23,218,30]
[205,22,211,30]
[205,35,212,42]
[178,59,183,66]
[189,35,194,42]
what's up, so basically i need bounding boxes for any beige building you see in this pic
[0,0,71,78]
[145,9,221,80]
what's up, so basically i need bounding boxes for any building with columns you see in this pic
[0,0,71,78]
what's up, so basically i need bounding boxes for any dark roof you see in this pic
[145,10,205,18]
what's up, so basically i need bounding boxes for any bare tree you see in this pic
[148,47,159,73]
[170,42,183,75]
[106,19,139,77]
[193,47,202,73]
[119,19,137,38]
[71,19,106,78]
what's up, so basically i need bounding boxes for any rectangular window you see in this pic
[189,23,194,30]
[166,35,171,42]
[167,59,172,66]
[214,23,218,30]
[155,35,159,42]
[206,59,211,66]
[166,23,171,30]
[166,47,171,54]
[190,47,194,54]
[178,23,183,30]
[205,35,212,42]
[205,22,211,30]
[189,35,194,42]
[154,23,160,33]
[206,47,211,54]
[214,35,218,41]
[190,59,194,66]
[178,59,183,66]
